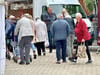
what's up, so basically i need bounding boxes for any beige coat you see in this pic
[35,19,48,42]
[14,17,34,42]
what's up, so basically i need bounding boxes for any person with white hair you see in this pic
[14,13,34,65]
[74,13,92,64]
[34,17,48,56]
[5,15,15,34]
[50,14,70,64]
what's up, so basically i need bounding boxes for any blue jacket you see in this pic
[5,19,11,34]
[6,22,18,42]
[50,19,70,41]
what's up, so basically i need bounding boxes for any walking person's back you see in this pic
[34,18,48,56]
[15,14,34,65]
[51,19,69,41]
[16,16,33,41]
[51,14,70,64]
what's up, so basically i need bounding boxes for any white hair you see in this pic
[9,15,15,19]
[57,14,63,18]
[75,13,82,18]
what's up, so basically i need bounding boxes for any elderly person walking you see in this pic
[62,8,75,62]
[51,14,70,64]
[74,13,92,64]
[14,14,34,65]
[25,14,37,59]
[34,17,48,56]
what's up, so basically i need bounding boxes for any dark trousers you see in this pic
[75,40,91,60]
[56,39,66,61]
[48,31,52,52]
[19,36,33,62]
[35,42,45,56]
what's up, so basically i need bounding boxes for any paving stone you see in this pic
[5,49,100,75]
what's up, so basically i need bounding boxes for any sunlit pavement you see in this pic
[5,48,100,75]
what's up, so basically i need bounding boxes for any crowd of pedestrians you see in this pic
[5,6,92,65]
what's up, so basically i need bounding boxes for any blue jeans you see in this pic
[56,39,66,61]
[48,31,52,52]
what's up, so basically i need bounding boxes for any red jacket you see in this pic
[75,19,91,42]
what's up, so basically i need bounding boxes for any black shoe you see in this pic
[19,61,25,65]
[68,57,75,62]
[70,58,77,63]
[49,51,52,53]
[62,60,67,63]
[38,55,41,56]
[30,56,32,62]
[56,61,61,64]
[86,60,92,64]
[34,54,37,59]
[26,62,30,65]
[68,57,72,61]
[43,53,46,56]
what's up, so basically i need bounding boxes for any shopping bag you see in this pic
[45,35,49,47]
[77,42,86,58]
[45,39,49,47]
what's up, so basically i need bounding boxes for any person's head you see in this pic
[57,14,63,19]
[9,15,16,24]
[61,8,69,17]
[62,8,67,15]
[9,15,15,20]
[47,7,52,15]
[26,14,33,19]
[22,13,30,18]
[75,13,82,22]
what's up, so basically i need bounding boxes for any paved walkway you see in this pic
[5,49,100,75]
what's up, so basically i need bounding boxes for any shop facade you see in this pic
[6,0,33,17]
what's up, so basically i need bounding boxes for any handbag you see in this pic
[77,42,86,58]
[44,35,49,47]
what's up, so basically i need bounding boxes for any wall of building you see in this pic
[6,0,33,17]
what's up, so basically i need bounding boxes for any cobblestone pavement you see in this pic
[5,49,100,75]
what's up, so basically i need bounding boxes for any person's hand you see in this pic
[31,40,34,44]
[82,39,85,42]
[31,39,35,43]
[31,37,37,43]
